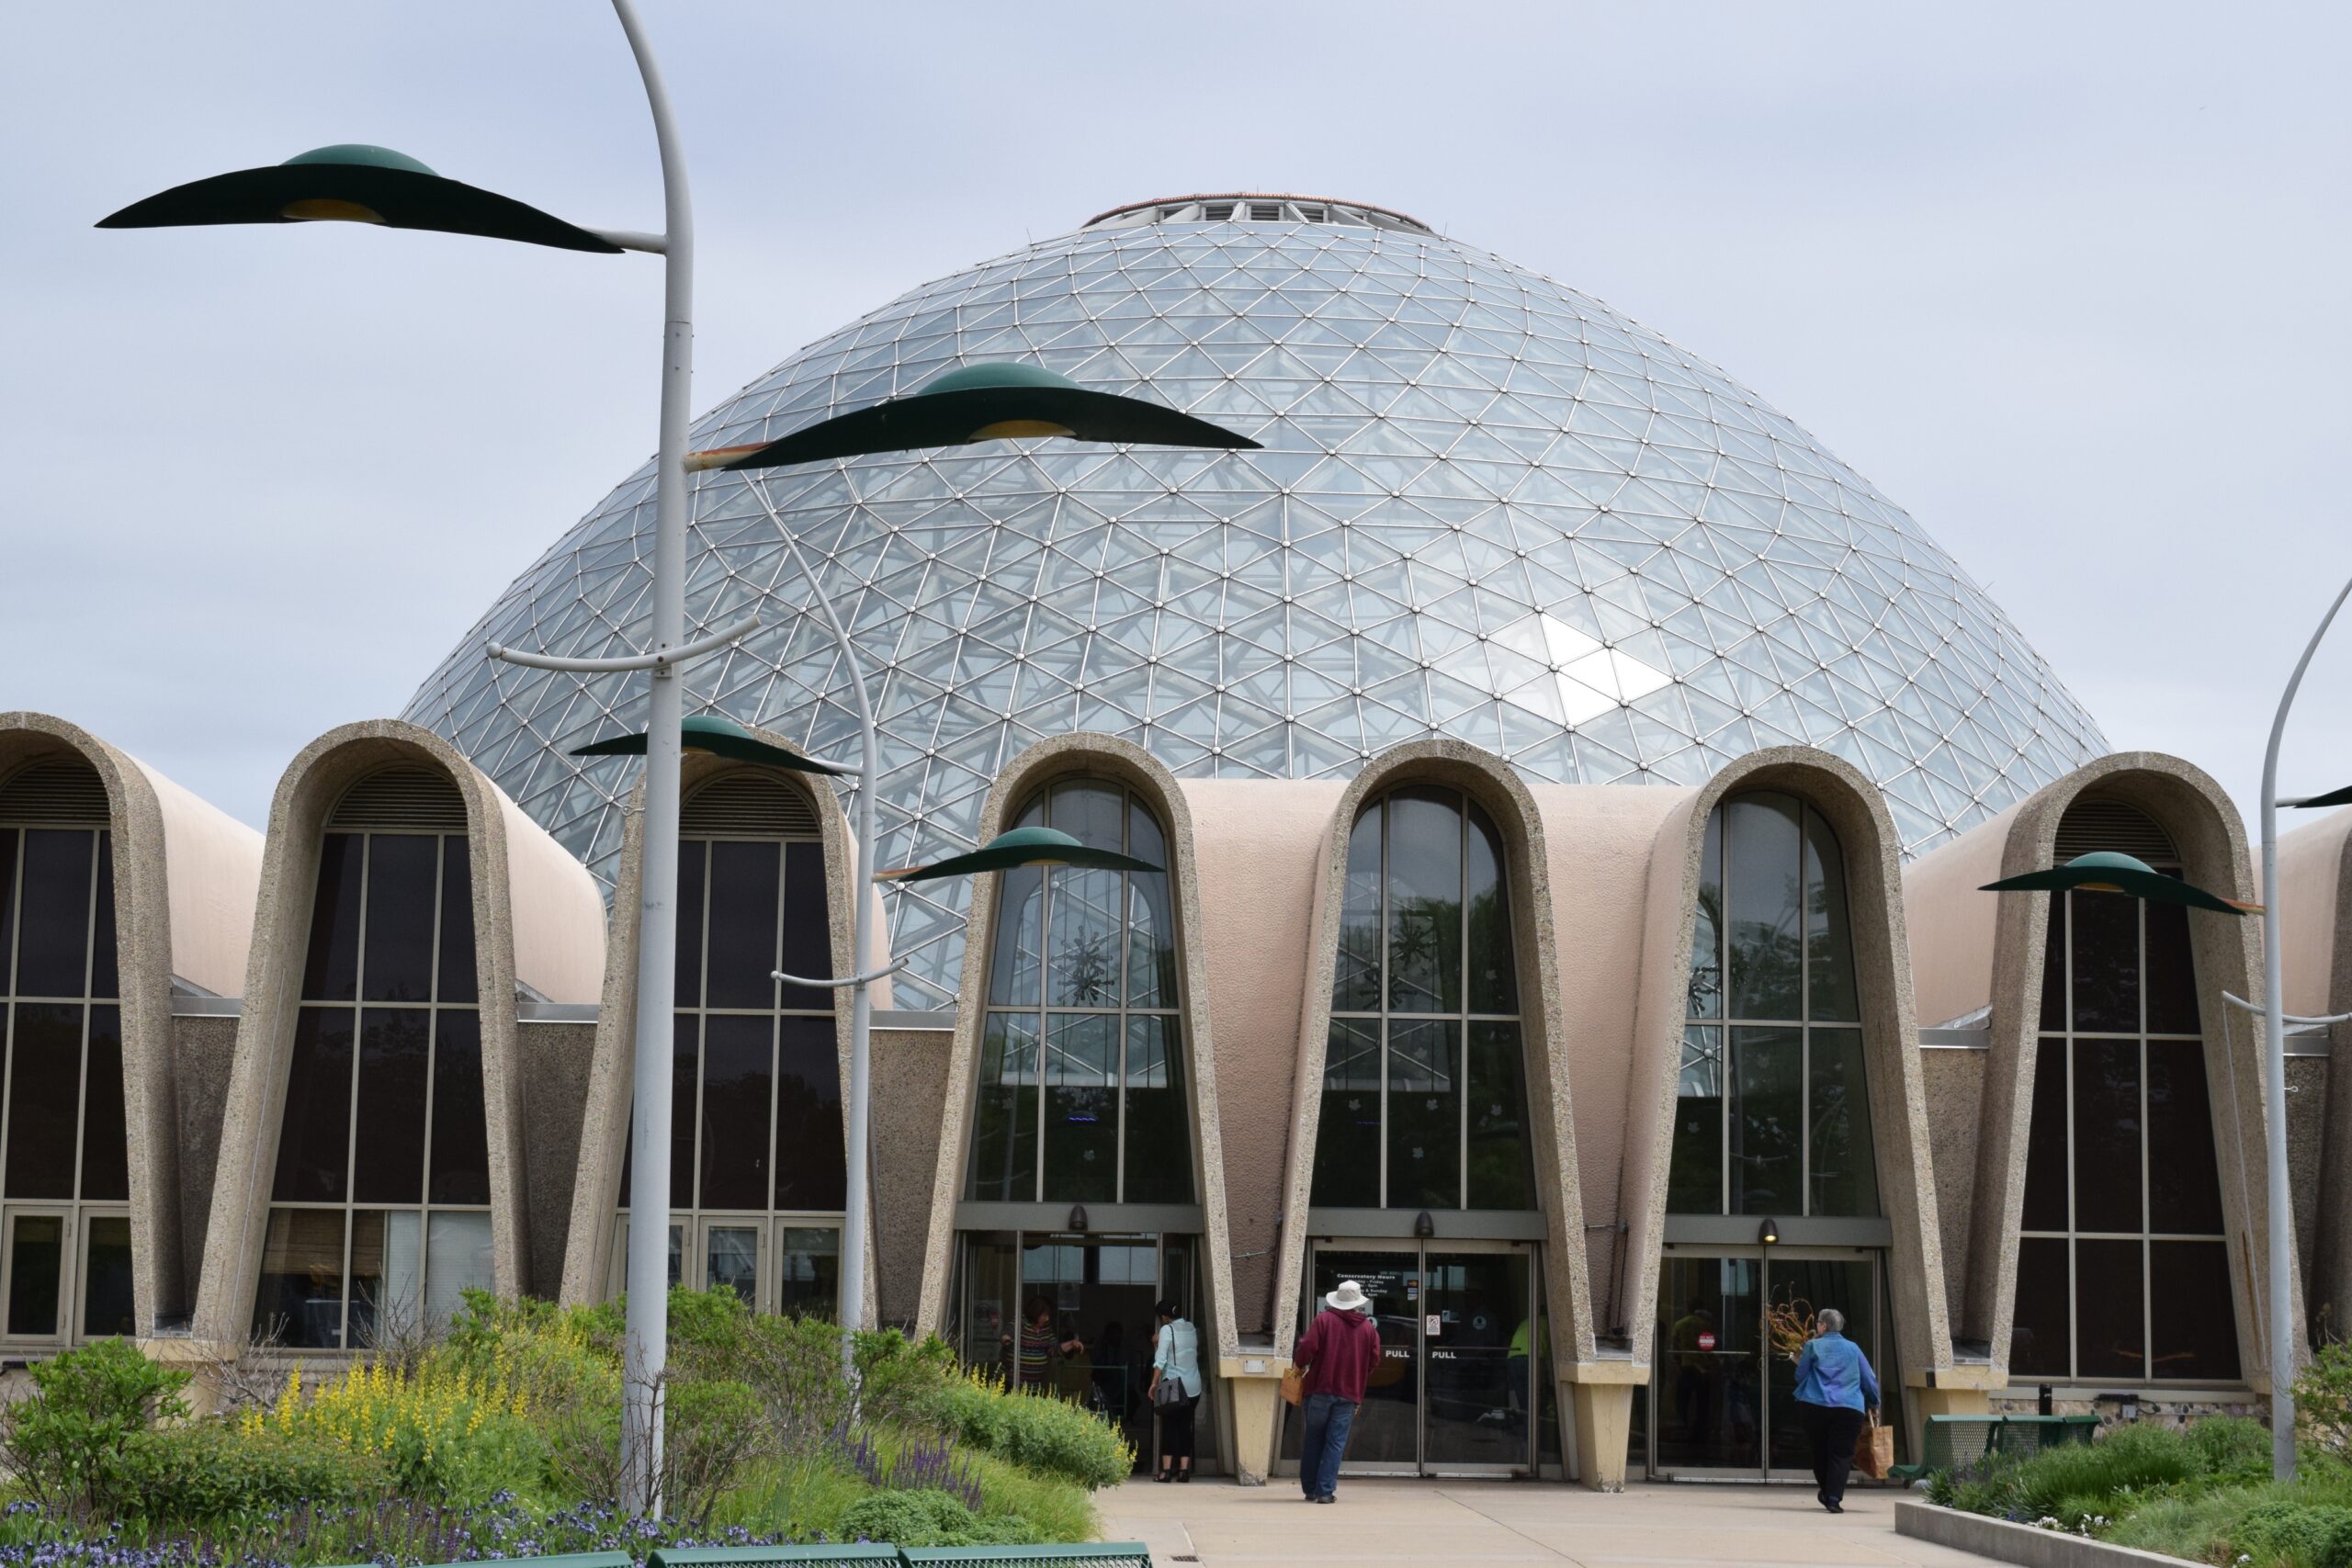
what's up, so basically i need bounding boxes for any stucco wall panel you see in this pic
[873,1026,952,1326]
[1182,777,1346,1335]
[1905,808,2018,1032]
[1528,782,1690,1335]
[1921,1048,1985,1328]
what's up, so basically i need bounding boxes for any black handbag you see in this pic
[1154,1374,1189,1408]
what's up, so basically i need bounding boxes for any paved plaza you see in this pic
[1101,1479,1996,1568]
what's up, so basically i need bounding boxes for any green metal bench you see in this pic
[647,1544,1149,1568]
[650,1548,903,1568]
[421,1556,632,1568]
[899,1548,1151,1568]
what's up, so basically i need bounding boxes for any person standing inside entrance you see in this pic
[1792,1307,1880,1514]
[1148,1300,1204,1483]
[1292,1280,1383,1504]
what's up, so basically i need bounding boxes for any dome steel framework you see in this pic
[405,199,2105,1006]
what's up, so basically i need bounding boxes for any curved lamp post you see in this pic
[2250,573,2352,1480]
[689,361,1253,1379]
[102,0,708,1516]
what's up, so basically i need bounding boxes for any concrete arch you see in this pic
[1266,739,1600,1478]
[1905,751,2281,1388]
[0,712,262,1336]
[1612,749,1955,1435]
[193,719,604,1347]
[2276,805,2352,1335]
[558,748,876,1315]
[912,732,1241,1376]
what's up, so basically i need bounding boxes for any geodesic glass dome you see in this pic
[405,194,2106,1007]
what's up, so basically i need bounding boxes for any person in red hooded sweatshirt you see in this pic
[1291,1280,1384,1503]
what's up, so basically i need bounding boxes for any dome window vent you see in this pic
[0,759,108,825]
[329,766,467,831]
[2054,797,2180,867]
[682,773,818,838]
[1249,202,1283,222]
[1203,202,1235,221]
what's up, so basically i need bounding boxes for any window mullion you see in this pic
[415,834,446,1317]
[1377,800,1389,1210]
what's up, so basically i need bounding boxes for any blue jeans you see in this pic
[1298,1392,1359,1498]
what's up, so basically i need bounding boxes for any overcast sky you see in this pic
[6,2,2347,846]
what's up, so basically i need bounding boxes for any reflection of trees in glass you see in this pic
[1056,930,1115,1007]
[974,777,1189,1206]
[1671,794,1876,1218]
[1317,787,1532,1211]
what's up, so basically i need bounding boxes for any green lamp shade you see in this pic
[97,144,621,254]
[687,361,1261,471]
[1981,851,2260,916]
[2290,784,2352,809]
[571,713,853,775]
[875,825,1163,884]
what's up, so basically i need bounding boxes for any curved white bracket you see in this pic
[487,612,762,673]
[2223,991,2352,1027]
[773,957,908,990]
[588,228,669,254]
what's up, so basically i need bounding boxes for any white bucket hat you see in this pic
[1325,1280,1372,1312]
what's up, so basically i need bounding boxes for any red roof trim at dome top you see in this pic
[1080,193,1433,233]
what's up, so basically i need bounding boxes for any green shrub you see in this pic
[2229,1500,2352,1568]
[107,1419,390,1524]
[836,1486,1040,1548]
[2186,1415,2276,1485]
[2301,1343,2352,1462]
[2016,1421,2199,1517]
[0,1339,191,1516]
[924,1373,1133,1490]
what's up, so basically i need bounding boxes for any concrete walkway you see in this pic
[1101,1479,2000,1567]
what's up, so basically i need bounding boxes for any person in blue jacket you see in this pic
[1792,1308,1881,1513]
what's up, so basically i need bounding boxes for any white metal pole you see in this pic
[611,0,693,1517]
[2258,572,2352,1484]
[746,480,881,1373]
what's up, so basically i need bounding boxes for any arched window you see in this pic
[254,767,491,1348]
[2009,798,2236,1382]
[0,759,130,1343]
[1668,791,1876,1217]
[968,778,1190,1206]
[1310,785,1534,1211]
[618,772,843,1314]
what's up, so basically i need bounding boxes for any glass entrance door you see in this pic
[1300,1241,1540,1475]
[1649,1247,1882,1479]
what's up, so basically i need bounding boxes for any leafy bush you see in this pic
[2301,1342,2352,1462]
[242,1355,546,1506]
[2229,1500,2352,1568]
[836,1487,1038,1548]
[2014,1421,2199,1517]
[108,1420,390,1525]
[0,1339,191,1516]
[2186,1415,2276,1486]
[924,1371,1134,1490]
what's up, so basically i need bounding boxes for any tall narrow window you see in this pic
[2009,799,2237,1383]
[617,772,843,1316]
[0,759,130,1343]
[969,779,1190,1206]
[254,768,490,1348]
[1668,792,1875,1218]
[1310,786,1534,1211]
